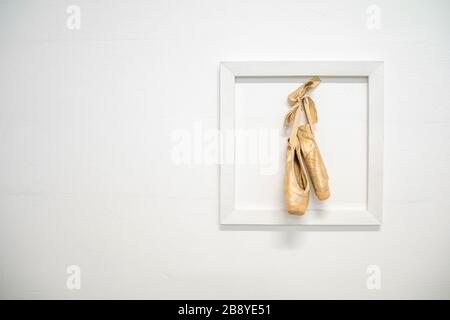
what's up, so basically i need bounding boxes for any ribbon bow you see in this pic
[284,76,321,128]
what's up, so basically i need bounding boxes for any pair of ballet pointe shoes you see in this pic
[284,76,330,215]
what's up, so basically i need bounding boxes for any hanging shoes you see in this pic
[284,136,310,215]
[297,124,330,200]
[283,76,330,215]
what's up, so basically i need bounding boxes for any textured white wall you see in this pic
[0,0,449,299]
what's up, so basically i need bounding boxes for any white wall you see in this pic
[0,0,449,299]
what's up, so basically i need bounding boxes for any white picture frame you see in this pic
[219,61,383,229]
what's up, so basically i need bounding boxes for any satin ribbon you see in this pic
[284,76,321,143]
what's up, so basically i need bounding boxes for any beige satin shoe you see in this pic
[283,76,330,214]
[297,124,330,200]
[284,138,310,215]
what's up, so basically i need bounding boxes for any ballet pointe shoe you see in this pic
[284,76,329,214]
[284,140,310,215]
[297,124,330,200]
